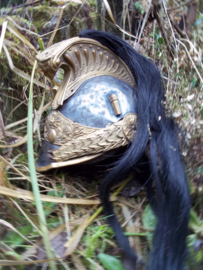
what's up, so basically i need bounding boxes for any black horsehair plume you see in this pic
[79,30,191,270]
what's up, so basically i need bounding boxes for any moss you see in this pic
[62,3,95,38]
[88,0,96,6]
[0,52,11,82]
[64,3,80,21]
[0,44,36,121]
[89,11,97,20]
[0,49,28,90]
[14,6,24,15]
[25,6,59,31]
[0,16,6,25]
[10,2,97,43]
[12,16,34,30]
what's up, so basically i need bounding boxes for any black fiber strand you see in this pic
[79,30,190,270]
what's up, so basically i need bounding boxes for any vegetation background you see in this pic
[0,0,202,269]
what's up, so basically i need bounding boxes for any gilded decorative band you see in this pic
[44,111,137,162]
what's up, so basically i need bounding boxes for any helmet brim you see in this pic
[36,140,103,172]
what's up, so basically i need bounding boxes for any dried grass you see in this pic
[0,0,202,269]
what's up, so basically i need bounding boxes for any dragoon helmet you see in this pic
[36,30,190,270]
[36,36,138,171]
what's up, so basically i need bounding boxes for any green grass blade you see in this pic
[27,60,56,270]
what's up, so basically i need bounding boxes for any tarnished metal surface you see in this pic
[59,76,137,128]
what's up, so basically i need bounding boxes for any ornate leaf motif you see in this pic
[44,111,137,162]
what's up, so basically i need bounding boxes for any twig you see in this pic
[47,5,66,48]
[162,0,178,53]
[5,102,51,130]
[3,44,46,89]
[0,110,6,139]
[154,9,174,58]
[11,0,42,10]
[0,156,31,182]
[40,2,85,38]
[167,0,196,11]
[135,0,152,49]
[81,3,139,40]
[0,20,7,55]
[6,17,39,37]
[176,39,203,84]
[168,13,187,38]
